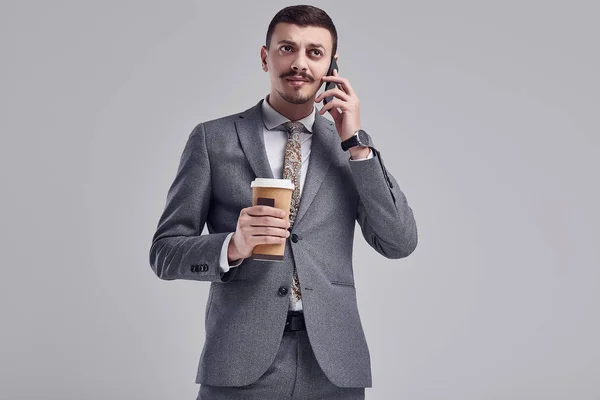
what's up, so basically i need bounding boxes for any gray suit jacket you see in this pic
[149,98,418,388]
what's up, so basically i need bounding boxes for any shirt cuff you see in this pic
[349,148,373,161]
[219,232,243,273]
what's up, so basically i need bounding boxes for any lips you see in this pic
[286,77,309,82]
[286,78,308,87]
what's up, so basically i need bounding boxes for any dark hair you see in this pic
[265,5,338,56]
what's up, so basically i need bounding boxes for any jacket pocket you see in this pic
[330,281,355,288]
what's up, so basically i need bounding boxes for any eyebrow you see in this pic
[276,39,326,52]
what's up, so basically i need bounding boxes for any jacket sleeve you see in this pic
[149,123,244,282]
[350,148,418,259]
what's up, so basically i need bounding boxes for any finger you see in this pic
[255,235,288,245]
[332,68,342,79]
[323,74,353,96]
[315,87,350,103]
[249,215,291,229]
[247,205,287,218]
[249,226,291,238]
[328,105,342,120]
[247,233,287,247]
[340,78,354,96]
[318,99,346,115]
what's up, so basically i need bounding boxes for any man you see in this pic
[149,5,418,399]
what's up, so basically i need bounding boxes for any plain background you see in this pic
[1,0,598,399]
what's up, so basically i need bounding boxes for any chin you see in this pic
[277,88,313,105]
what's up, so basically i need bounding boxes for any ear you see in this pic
[261,45,268,71]
[333,53,338,62]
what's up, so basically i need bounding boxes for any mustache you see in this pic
[281,72,313,82]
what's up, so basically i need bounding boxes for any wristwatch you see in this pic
[341,129,373,151]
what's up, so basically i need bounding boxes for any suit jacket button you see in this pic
[291,234,299,243]
[278,286,288,296]
[190,265,196,272]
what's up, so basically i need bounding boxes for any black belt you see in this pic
[284,311,305,332]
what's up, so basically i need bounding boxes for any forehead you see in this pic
[272,22,333,52]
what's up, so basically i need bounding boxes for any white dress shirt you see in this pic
[218,94,373,311]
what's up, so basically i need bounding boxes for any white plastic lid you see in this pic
[251,178,295,190]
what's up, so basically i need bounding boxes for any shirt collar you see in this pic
[261,94,315,133]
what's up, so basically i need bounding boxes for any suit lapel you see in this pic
[234,98,338,227]
[235,99,274,179]
[293,112,336,227]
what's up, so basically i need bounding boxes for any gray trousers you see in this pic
[197,329,366,400]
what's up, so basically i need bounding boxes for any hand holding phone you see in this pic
[322,56,338,106]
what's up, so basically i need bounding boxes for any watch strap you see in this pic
[341,134,360,151]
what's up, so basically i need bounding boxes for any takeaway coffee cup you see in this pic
[250,178,295,261]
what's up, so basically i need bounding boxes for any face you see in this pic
[261,22,336,105]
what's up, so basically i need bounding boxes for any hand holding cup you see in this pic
[228,205,291,261]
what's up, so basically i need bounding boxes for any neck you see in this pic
[266,92,314,122]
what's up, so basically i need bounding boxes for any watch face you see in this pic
[357,130,370,146]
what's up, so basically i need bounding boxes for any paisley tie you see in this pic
[282,121,304,306]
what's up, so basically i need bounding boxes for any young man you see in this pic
[149,5,418,399]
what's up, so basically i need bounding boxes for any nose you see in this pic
[290,53,308,72]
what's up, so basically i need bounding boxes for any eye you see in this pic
[311,49,323,56]
[280,45,293,52]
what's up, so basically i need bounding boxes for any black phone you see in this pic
[322,56,338,105]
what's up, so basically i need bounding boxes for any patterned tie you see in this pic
[282,121,303,305]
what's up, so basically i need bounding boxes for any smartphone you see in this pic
[322,56,338,106]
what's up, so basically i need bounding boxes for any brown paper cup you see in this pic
[250,178,295,261]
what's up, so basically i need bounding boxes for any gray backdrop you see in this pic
[1,0,598,399]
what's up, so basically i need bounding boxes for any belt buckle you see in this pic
[285,312,305,331]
